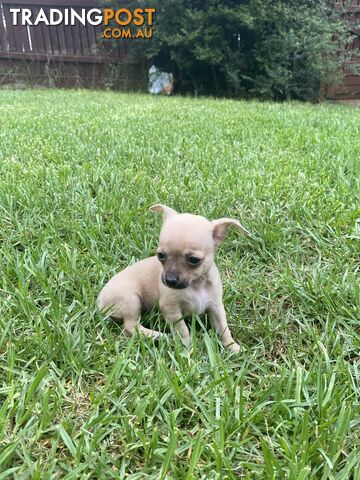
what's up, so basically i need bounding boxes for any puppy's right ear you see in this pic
[149,204,178,221]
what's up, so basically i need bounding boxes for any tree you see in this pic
[236,0,350,100]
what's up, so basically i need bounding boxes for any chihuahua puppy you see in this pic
[98,205,249,353]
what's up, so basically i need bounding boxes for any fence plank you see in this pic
[87,23,97,55]
[39,17,52,53]
[20,24,31,52]
[343,75,360,85]
[28,6,45,53]
[45,7,60,54]
[12,9,27,53]
[72,21,82,56]
[332,85,360,96]
[56,22,67,55]
[2,4,19,51]
[0,5,9,51]
[79,24,90,56]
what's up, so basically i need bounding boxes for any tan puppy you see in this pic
[98,205,250,353]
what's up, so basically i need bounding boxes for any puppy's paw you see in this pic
[228,342,241,354]
[153,332,168,341]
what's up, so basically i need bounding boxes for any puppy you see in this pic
[97,205,250,353]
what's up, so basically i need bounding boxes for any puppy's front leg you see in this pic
[207,304,240,353]
[161,305,190,345]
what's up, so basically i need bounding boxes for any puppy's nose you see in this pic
[165,273,178,287]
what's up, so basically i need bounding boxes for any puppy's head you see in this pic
[150,204,249,290]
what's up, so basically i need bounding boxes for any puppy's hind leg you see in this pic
[124,317,163,339]
[99,293,162,339]
[121,296,163,339]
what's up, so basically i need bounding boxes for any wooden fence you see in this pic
[326,0,360,100]
[0,0,104,62]
[0,0,143,88]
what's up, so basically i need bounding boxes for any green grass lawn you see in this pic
[0,90,359,479]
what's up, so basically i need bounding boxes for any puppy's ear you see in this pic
[149,204,178,221]
[212,218,250,246]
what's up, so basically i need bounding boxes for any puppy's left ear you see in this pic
[212,218,250,246]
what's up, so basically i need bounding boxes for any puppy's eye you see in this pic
[157,252,167,262]
[187,256,202,266]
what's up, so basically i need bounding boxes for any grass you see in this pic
[0,89,359,479]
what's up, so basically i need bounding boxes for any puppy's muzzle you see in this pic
[162,273,188,290]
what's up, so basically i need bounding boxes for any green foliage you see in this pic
[237,0,350,100]
[0,90,359,477]
[146,0,247,95]
[122,0,351,100]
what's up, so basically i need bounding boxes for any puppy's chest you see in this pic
[180,288,211,316]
